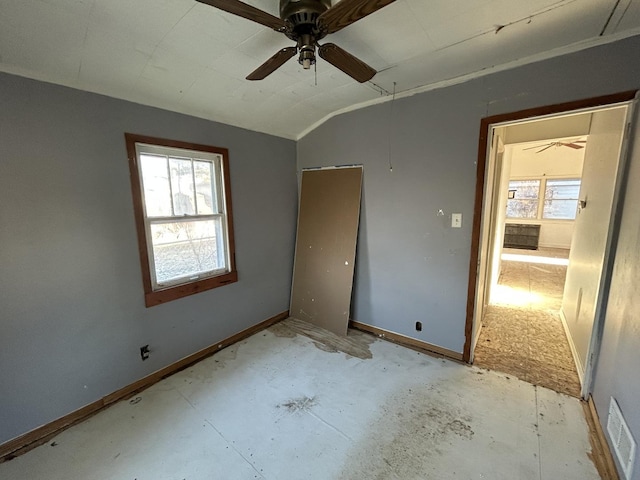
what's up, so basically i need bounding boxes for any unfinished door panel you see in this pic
[290,167,363,336]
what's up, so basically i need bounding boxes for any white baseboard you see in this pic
[559,308,584,384]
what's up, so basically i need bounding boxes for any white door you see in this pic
[561,105,630,381]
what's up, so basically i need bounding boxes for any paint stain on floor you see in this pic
[278,396,317,414]
[269,317,375,360]
[338,379,481,480]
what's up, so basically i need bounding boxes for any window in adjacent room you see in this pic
[543,178,581,220]
[125,134,237,307]
[506,179,541,219]
[506,177,582,221]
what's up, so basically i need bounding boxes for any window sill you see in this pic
[144,270,238,307]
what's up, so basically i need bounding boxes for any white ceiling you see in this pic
[1,0,639,139]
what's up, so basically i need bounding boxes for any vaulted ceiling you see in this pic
[1,0,639,139]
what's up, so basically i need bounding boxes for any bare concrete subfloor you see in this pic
[0,317,600,480]
[474,248,582,398]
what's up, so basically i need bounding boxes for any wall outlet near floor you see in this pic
[452,213,462,228]
[140,345,150,361]
[415,321,422,332]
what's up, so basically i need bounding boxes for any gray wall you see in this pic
[297,35,640,354]
[592,102,640,480]
[0,73,298,444]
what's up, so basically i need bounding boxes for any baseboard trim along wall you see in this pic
[583,395,620,480]
[559,308,585,384]
[350,320,464,362]
[0,310,289,463]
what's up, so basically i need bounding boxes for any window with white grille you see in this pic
[506,177,581,221]
[126,134,237,307]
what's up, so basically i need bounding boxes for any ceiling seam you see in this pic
[134,3,197,87]
[601,0,623,35]
[613,0,634,33]
[76,0,97,83]
[432,0,579,54]
[404,2,436,50]
[296,26,640,141]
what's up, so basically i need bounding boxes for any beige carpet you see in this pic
[473,249,582,398]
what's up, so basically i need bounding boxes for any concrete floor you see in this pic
[0,318,599,480]
[474,248,582,397]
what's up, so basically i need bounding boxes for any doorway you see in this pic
[464,92,636,399]
[476,131,587,397]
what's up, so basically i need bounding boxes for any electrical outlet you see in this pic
[140,345,150,361]
[452,213,462,228]
[415,321,422,332]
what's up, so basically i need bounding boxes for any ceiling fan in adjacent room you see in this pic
[523,139,587,153]
[196,0,396,82]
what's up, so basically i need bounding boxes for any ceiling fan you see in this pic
[523,139,587,153]
[196,0,396,82]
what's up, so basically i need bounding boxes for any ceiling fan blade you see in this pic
[318,43,376,83]
[536,144,555,153]
[246,47,297,81]
[196,0,286,31]
[562,142,585,149]
[523,143,550,151]
[318,0,396,34]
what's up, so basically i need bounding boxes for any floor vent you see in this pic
[607,397,636,479]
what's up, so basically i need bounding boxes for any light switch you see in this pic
[452,213,462,228]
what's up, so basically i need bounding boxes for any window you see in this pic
[543,178,580,220]
[125,134,237,307]
[505,177,581,221]
[506,180,540,219]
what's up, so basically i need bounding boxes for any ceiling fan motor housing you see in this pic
[280,0,331,31]
[280,0,331,69]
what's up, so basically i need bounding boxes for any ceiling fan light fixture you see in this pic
[299,50,316,69]
[297,33,316,70]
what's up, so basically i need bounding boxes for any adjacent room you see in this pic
[2,1,640,479]
[474,128,588,398]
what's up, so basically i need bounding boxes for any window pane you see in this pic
[509,180,540,199]
[140,154,172,217]
[544,178,580,219]
[150,219,226,285]
[507,199,539,218]
[506,180,540,218]
[169,158,195,216]
[194,161,216,214]
[544,199,578,219]
[545,179,581,199]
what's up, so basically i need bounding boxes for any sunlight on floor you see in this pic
[491,284,543,306]
[501,253,569,266]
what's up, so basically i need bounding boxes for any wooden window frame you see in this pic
[125,133,237,307]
